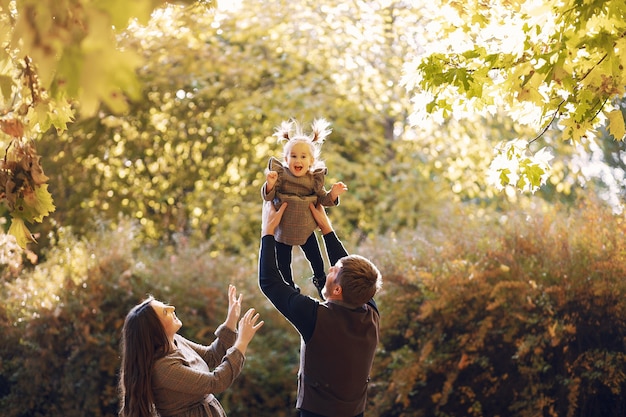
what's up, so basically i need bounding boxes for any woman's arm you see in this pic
[153,340,244,397]
[183,326,236,369]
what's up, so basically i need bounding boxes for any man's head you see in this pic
[323,254,382,306]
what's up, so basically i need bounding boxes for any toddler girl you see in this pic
[261,118,347,297]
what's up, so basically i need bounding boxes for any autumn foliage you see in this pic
[1,197,624,416]
[1,3,625,416]
[368,197,626,417]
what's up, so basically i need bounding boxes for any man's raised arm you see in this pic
[309,203,348,265]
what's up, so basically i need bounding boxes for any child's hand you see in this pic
[330,181,348,200]
[266,171,278,191]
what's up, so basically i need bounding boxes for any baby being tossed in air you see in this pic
[261,118,347,298]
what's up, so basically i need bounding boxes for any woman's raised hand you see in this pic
[225,284,242,331]
[234,308,264,354]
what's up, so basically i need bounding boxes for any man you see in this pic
[259,201,382,417]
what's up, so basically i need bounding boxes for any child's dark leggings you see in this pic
[276,233,326,288]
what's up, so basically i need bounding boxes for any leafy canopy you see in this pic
[403,0,626,192]
[29,0,484,253]
[0,0,203,246]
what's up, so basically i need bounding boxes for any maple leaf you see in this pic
[607,109,625,141]
[13,184,56,224]
[29,155,50,185]
[0,118,24,138]
[559,117,591,143]
[7,217,37,248]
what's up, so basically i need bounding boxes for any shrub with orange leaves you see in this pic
[1,196,625,417]
[365,197,626,417]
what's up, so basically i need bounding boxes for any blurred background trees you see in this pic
[1,0,625,416]
[2,0,623,253]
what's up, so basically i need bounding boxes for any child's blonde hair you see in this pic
[274,118,332,170]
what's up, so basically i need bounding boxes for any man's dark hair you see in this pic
[336,255,382,306]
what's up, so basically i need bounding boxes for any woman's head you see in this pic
[121,296,173,357]
[118,296,173,417]
[274,118,331,175]
[150,299,182,338]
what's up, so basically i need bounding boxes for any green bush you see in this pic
[1,197,625,417]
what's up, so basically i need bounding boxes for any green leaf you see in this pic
[520,160,545,190]
[48,99,75,133]
[55,45,83,98]
[499,168,511,186]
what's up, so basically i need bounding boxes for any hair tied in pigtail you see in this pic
[310,118,332,144]
[274,120,294,143]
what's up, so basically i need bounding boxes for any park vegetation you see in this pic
[1,0,625,416]
[1,196,625,416]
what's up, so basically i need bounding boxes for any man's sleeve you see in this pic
[258,235,318,340]
[321,231,348,266]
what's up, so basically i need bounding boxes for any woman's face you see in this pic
[285,141,314,177]
[151,300,182,338]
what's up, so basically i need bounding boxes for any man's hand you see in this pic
[309,203,333,235]
[262,201,287,236]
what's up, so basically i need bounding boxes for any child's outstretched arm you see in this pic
[329,181,348,201]
[265,171,278,193]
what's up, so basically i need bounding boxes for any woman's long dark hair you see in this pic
[118,296,171,417]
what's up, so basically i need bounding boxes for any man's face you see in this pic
[322,260,342,300]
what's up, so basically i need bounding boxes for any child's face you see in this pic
[285,142,314,177]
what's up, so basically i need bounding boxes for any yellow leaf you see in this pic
[607,109,625,141]
[616,38,626,72]
[0,74,12,100]
[77,8,143,116]
[559,117,592,144]
[517,71,544,104]
[7,217,37,248]
[14,184,56,223]
[517,86,543,103]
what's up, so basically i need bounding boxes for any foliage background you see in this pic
[2,197,625,417]
[1,0,625,416]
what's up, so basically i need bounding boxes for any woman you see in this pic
[118,285,264,417]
